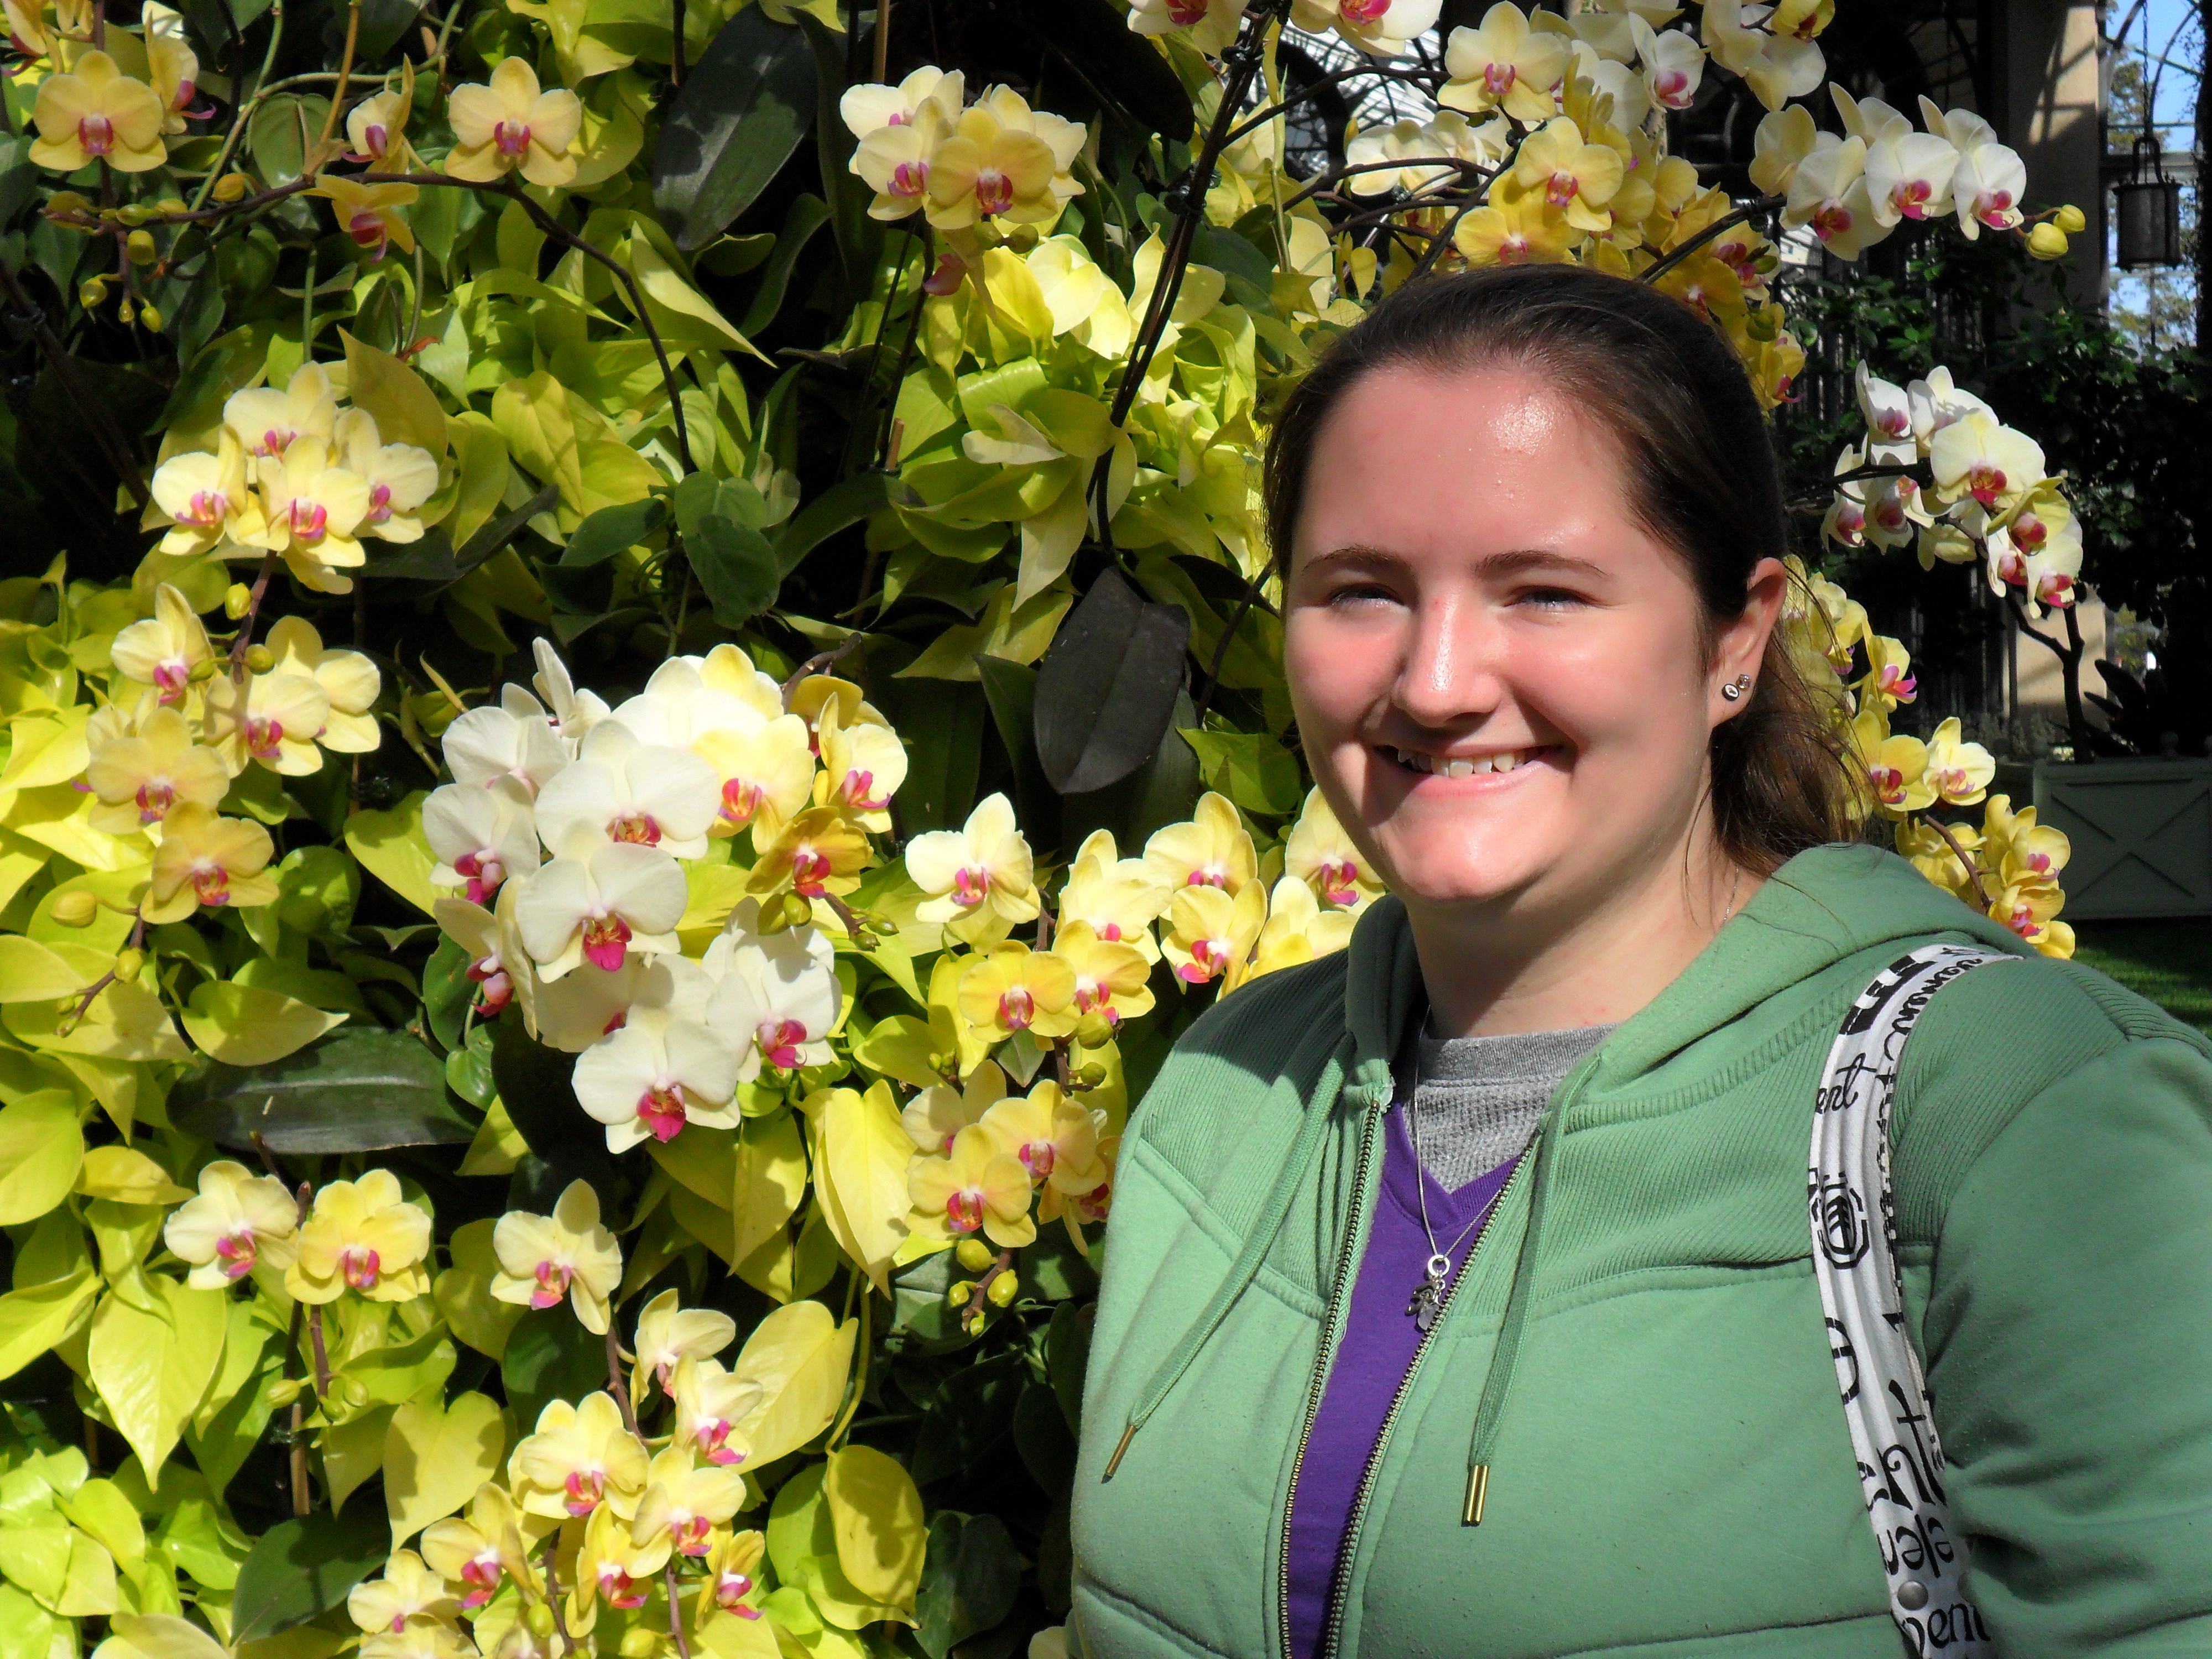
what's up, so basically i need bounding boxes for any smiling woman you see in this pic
[1070,265,2212,1659]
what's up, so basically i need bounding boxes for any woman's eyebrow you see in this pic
[1303,545,1608,580]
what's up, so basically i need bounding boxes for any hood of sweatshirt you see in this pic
[1341,843,2031,1095]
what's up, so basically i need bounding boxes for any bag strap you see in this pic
[1811,943,2011,1657]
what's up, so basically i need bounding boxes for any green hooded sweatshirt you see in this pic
[1069,846,2212,1659]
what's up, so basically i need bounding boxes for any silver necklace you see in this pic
[1404,1046,1508,1334]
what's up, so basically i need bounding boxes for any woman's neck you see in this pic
[1408,843,1757,1039]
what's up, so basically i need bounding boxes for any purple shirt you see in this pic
[1284,1104,1519,1659]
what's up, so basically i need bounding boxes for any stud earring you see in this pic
[1721,674,1752,702]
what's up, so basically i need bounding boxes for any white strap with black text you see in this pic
[1811,943,2009,1657]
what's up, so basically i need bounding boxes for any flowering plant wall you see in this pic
[0,0,2089,1655]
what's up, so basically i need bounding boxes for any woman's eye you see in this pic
[1327,583,1397,608]
[1518,587,1585,611]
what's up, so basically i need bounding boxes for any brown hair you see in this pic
[1263,262,1861,875]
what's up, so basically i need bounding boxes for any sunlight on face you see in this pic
[1283,363,1725,917]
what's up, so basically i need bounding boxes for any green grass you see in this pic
[2073,921,2212,1034]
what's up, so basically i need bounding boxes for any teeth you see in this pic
[1393,747,1539,775]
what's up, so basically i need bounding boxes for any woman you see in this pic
[1067,265,2212,1658]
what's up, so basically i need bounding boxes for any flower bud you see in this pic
[225,584,253,620]
[126,229,158,264]
[526,1606,556,1639]
[2053,204,2086,234]
[155,197,188,216]
[781,891,813,929]
[986,1270,1019,1307]
[2026,223,2069,261]
[116,296,135,326]
[213,171,252,202]
[339,1376,370,1409]
[138,304,164,333]
[190,656,221,681]
[48,890,100,927]
[244,644,276,673]
[955,1238,995,1273]
[946,1280,974,1308]
[268,1377,303,1408]
[114,948,146,981]
[46,190,90,216]
[1073,1062,1108,1089]
[79,276,108,310]
[117,203,150,226]
[619,1631,659,1658]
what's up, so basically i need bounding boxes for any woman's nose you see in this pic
[1394,596,1503,728]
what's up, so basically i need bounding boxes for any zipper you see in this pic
[1314,1151,1530,1659]
[1276,1103,1383,1659]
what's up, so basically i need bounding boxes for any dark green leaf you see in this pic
[872,672,986,836]
[1017,0,1192,142]
[0,138,39,230]
[1033,567,1191,794]
[888,1248,983,1355]
[1016,1226,1098,1303]
[168,1028,477,1154]
[228,1506,389,1643]
[677,474,781,624]
[455,482,560,577]
[975,655,1055,849]
[738,193,831,337]
[246,93,330,187]
[1012,1385,1077,1495]
[651,7,817,251]
[422,936,473,1051]
[562,496,669,567]
[500,1310,610,1430]
[152,324,267,435]
[773,472,911,576]
[354,0,421,60]
[799,13,874,281]
[444,1032,495,1109]
[913,1512,1023,1659]
[1044,1301,1090,1436]
[488,1014,602,1164]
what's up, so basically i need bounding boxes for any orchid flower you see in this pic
[513,840,687,979]
[491,1180,623,1334]
[163,1160,299,1288]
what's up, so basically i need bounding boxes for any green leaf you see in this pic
[1032,567,1192,794]
[344,792,437,917]
[167,1028,477,1155]
[1177,727,1305,817]
[773,473,911,577]
[562,497,669,567]
[488,1015,597,1164]
[678,475,782,626]
[739,194,832,337]
[911,1512,1021,1659]
[85,1279,226,1488]
[0,1092,83,1225]
[823,1446,925,1610]
[226,1507,389,1644]
[498,1312,606,1433]
[384,1391,504,1550]
[651,7,818,252]
[181,983,347,1067]
[244,93,329,187]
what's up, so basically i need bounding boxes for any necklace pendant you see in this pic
[1407,1255,1451,1333]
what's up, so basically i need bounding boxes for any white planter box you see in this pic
[2033,758,2212,921]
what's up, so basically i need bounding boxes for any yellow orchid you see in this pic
[84,706,228,834]
[901,1060,1008,1154]
[1161,880,1268,990]
[445,57,583,187]
[421,1484,539,1610]
[852,103,947,223]
[335,407,441,543]
[1053,921,1154,1032]
[1922,717,1995,806]
[1453,181,1578,265]
[510,1391,649,1521]
[630,1447,748,1559]
[143,802,278,922]
[1511,117,1624,231]
[346,65,416,165]
[1928,409,2043,517]
[1441,4,1570,123]
[670,1356,760,1468]
[1858,636,1918,713]
[145,3,197,131]
[1849,709,1932,817]
[838,65,964,140]
[815,700,906,832]
[1248,877,1358,985]
[111,582,213,705]
[908,1123,1036,1250]
[1143,791,1256,896]
[630,1288,736,1402]
[311,171,418,260]
[161,1158,299,1288]
[923,86,1083,230]
[745,804,869,900]
[205,669,332,775]
[1989,878,2073,959]
[695,712,816,846]
[906,792,1039,931]
[576,1503,668,1612]
[1894,817,1981,901]
[979,1079,1107,1199]
[288,1169,434,1303]
[696,1530,766,1620]
[249,437,372,591]
[491,1180,623,1334]
[30,51,166,172]
[360,1623,474,1659]
[149,436,262,556]
[348,1551,462,1636]
[1980,795,2069,888]
[1058,829,1170,962]
[958,942,1078,1042]
[225,361,340,461]
[1284,787,1383,910]
[264,614,383,753]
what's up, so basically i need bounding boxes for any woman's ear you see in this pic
[1711,557,1790,723]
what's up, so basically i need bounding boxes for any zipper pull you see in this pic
[1462,1465,1490,1526]
[1103,1421,1138,1480]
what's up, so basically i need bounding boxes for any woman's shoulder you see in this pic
[1893,946,2212,1225]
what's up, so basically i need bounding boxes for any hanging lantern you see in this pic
[2114,134,2184,268]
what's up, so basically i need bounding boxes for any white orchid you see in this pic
[1629,17,1703,111]
[610,653,781,750]
[425,777,540,904]
[571,956,739,1149]
[534,954,656,1052]
[1344,112,1504,197]
[513,841,688,980]
[533,721,721,860]
[1126,0,1245,54]
[1864,127,1957,226]
[1854,362,1913,444]
[532,639,611,745]
[702,900,842,1080]
[1783,133,1882,258]
[906,792,1040,928]
[1928,409,2043,516]
[1290,0,1439,58]
[442,687,571,795]
[433,896,516,1017]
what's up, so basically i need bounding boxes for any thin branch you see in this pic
[544,1535,577,1657]
[56,912,147,1034]
[664,1563,693,1659]
[604,1322,641,1434]
[1218,62,1442,148]
[780,634,863,701]
[1637,194,1783,287]
[1925,815,1992,910]
[314,0,363,161]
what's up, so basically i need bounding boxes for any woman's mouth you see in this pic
[1387,744,1554,778]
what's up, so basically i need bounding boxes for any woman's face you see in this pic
[1283,363,1773,918]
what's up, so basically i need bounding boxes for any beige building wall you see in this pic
[2010,594,2109,728]
[2004,0,2109,304]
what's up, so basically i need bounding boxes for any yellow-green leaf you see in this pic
[86,1278,226,1488]
[319,1406,393,1515]
[344,792,437,916]
[341,331,447,458]
[95,1614,232,1659]
[431,1219,525,1361]
[74,1146,191,1207]
[0,1091,84,1225]
[181,984,346,1066]
[734,1111,807,1264]
[446,414,513,550]
[0,1266,99,1381]
[0,937,91,1004]
[729,1301,857,1469]
[807,1083,912,1296]
[822,1445,925,1611]
[384,1391,504,1550]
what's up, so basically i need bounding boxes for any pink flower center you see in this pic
[1892,179,1934,219]
[455,851,504,905]
[258,426,295,457]
[340,1245,381,1291]
[361,122,389,159]
[1099,921,1123,941]
[1544,170,1580,208]
[460,1554,502,1608]
[348,210,388,251]
[1966,462,2006,507]
[973,168,1014,215]
[1186,867,1225,889]
[637,1085,688,1142]
[1167,0,1206,20]
[890,160,928,198]
[1974,188,2014,227]
[1073,978,1112,1017]
[1881,667,1917,700]
[676,1516,713,1556]
[214,1230,257,1278]
[791,848,831,898]
[1340,0,1389,22]
[841,768,886,811]
[137,779,176,822]
[289,499,328,544]
[1018,1140,1055,1181]
[609,811,661,846]
[998,987,1035,1031]
[1177,938,1225,984]
[1074,1181,1111,1224]
[952,867,989,907]
[1318,859,1360,906]
[474,969,513,1014]
[716,1572,756,1611]
[191,862,232,906]
[1869,765,1906,804]
[183,488,228,526]
[1812,202,1854,242]
[719,778,764,826]
[530,1260,572,1310]
[1653,68,1691,107]
[945,1189,986,1234]
[2011,511,2047,551]
[153,659,191,701]
[565,1468,606,1516]
[77,113,114,156]
[244,715,284,759]
[366,482,393,523]
[1483,62,1515,98]
[693,1417,743,1465]
[599,1568,645,1610]
[2036,571,2074,607]
[582,912,632,972]
[757,1018,807,1071]
[493,119,531,158]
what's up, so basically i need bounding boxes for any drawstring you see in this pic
[1461,1050,1600,1524]
[1104,1044,1388,1480]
